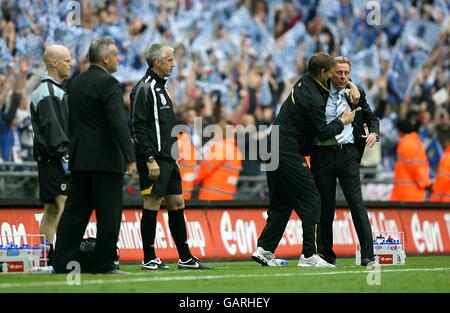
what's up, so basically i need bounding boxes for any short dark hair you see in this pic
[307,52,336,77]
[396,119,415,134]
[88,38,115,63]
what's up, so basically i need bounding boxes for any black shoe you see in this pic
[361,257,376,266]
[104,269,129,274]
[141,257,171,270]
[178,256,213,270]
[318,253,336,266]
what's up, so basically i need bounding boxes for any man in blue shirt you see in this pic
[310,56,380,266]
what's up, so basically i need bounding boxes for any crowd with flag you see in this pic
[0,0,449,200]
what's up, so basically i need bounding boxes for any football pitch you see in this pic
[0,256,449,293]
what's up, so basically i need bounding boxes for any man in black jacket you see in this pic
[53,38,137,274]
[252,52,357,268]
[30,45,72,254]
[310,56,380,266]
[131,44,210,270]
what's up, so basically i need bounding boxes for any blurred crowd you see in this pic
[1,0,449,197]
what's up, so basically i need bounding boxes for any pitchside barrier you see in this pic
[0,199,449,262]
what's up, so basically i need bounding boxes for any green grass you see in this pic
[0,256,449,293]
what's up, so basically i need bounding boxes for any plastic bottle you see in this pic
[20,244,32,257]
[31,266,54,274]
[40,240,53,266]
[6,243,19,256]
[41,240,52,259]
[380,238,389,253]
[32,245,41,258]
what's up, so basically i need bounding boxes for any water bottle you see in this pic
[41,240,52,259]
[380,238,389,253]
[32,245,42,267]
[7,243,19,256]
[32,245,42,258]
[31,266,55,274]
[20,244,32,257]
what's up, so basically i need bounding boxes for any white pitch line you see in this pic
[0,267,449,289]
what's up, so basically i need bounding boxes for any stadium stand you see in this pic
[0,0,449,201]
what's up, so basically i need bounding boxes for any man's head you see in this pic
[145,44,175,78]
[331,56,352,90]
[397,118,416,135]
[307,52,335,86]
[43,45,72,82]
[88,38,119,73]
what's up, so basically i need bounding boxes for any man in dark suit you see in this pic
[310,56,380,266]
[53,38,137,274]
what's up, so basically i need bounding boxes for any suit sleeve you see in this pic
[131,82,158,158]
[101,76,135,163]
[36,95,69,158]
[295,85,344,141]
[359,88,380,136]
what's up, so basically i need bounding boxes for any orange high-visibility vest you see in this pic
[305,156,311,168]
[390,132,431,202]
[177,133,197,200]
[195,138,242,200]
[430,146,450,202]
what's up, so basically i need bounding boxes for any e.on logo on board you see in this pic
[410,213,444,253]
[220,211,258,256]
[0,222,28,246]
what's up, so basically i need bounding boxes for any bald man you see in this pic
[30,45,72,262]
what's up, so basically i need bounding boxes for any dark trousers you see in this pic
[258,154,321,257]
[311,144,374,262]
[53,171,124,273]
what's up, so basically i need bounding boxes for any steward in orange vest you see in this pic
[430,126,450,202]
[195,122,242,200]
[177,132,197,200]
[390,119,431,202]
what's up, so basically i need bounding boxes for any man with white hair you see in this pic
[131,43,211,270]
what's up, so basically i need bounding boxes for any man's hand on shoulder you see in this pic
[346,81,360,104]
